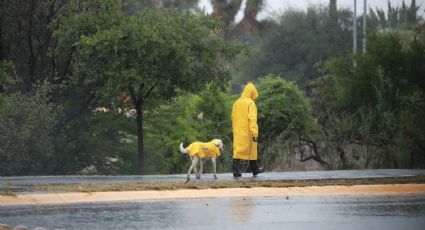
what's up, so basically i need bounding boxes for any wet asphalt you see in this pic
[1,169,425,229]
[1,195,425,230]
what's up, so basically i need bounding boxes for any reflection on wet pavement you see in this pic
[230,198,253,224]
[1,195,425,230]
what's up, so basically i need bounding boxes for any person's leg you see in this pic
[249,160,264,176]
[232,159,241,177]
[249,160,257,174]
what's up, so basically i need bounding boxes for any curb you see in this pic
[1,183,425,206]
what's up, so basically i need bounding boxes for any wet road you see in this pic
[1,169,425,185]
[1,195,425,230]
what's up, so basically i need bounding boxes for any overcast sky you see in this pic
[198,0,425,22]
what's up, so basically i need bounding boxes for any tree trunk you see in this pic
[133,81,159,174]
[129,83,147,175]
[410,151,415,168]
[211,0,243,39]
[391,152,399,169]
[0,11,3,59]
[27,0,36,91]
[135,99,145,174]
[337,146,347,168]
[330,0,337,22]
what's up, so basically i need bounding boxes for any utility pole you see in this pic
[353,0,357,54]
[362,0,367,54]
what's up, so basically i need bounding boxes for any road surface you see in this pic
[1,169,425,229]
[1,195,425,230]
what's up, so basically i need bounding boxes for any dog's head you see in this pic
[212,139,224,152]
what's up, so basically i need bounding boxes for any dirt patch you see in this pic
[13,175,425,193]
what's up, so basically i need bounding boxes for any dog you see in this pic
[179,139,223,183]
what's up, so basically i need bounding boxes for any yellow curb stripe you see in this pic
[1,184,425,206]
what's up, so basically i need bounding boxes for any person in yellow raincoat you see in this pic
[231,82,264,177]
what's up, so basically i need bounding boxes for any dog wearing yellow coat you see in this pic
[179,139,223,183]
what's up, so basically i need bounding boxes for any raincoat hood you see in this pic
[241,83,259,100]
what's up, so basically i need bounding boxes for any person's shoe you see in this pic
[253,167,264,177]
[233,172,242,178]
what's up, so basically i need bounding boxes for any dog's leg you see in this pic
[186,156,199,183]
[212,157,218,179]
[197,158,203,179]
[193,156,199,179]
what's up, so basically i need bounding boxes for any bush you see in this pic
[0,86,59,176]
[256,76,314,169]
[311,32,425,169]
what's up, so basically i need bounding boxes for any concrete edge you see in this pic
[1,184,425,206]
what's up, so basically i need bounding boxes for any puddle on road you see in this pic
[1,195,425,230]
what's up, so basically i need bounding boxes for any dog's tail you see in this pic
[179,143,188,154]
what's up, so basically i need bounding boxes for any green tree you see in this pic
[74,9,244,174]
[0,83,59,176]
[256,76,314,169]
[123,0,200,13]
[0,0,125,130]
[0,60,15,105]
[144,94,202,174]
[233,6,352,90]
[54,108,137,175]
[0,0,71,92]
[369,0,422,31]
[194,87,235,171]
[50,0,135,175]
[0,0,132,175]
[312,32,425,169]
[143,88,234,174]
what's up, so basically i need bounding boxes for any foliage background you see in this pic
[0,0,424,175]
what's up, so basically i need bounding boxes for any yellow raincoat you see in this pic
[185,140,221,158]
[232,83,259,160]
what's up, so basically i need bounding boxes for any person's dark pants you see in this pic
[249,160,259,174]
[233,159,262,177]
[233,159,241,177]
[250,160,264,176]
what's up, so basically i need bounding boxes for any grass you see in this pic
[23,176,425,194]
[0,183,17,197]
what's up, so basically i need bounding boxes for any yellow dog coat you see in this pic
[185,140,221,158]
